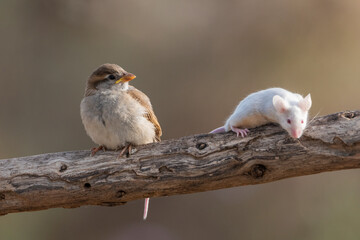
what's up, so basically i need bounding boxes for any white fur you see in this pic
[299,94,312,112]
[224,88,312,138]
[80,83,155,149]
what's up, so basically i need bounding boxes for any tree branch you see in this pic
[1,111,360,215]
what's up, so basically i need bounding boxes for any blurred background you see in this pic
[0,0,360,239]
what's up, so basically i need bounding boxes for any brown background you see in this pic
[1,0,360,239]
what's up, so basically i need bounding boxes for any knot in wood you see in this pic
[59,164,68,172]
[342,112,356,119]
[249,164,266,179]
[0,193,5,200]
[116,190,126,198]
[196,143,208,150]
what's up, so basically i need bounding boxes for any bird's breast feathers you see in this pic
[80,90,156,149]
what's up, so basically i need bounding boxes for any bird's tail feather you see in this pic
[210,126,226,134]
[143,198,149,220]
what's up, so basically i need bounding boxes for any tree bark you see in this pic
[0,111,360,215]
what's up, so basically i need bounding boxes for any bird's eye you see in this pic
[287,119,291,124]
[301,120,304,124]
[108,74,116,80]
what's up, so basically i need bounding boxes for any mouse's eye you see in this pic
[108,74,116,80]
[287,119,291,124]
[301,120,304,124]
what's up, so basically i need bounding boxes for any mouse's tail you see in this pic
[143,198,149,220]
[210,126,226,134]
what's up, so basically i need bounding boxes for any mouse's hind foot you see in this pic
[230,126,249,137]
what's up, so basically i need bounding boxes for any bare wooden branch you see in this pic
[1,111,360,215]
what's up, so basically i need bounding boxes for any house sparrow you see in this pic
[80,63,162,219]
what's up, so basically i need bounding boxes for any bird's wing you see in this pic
[127,86,162,141]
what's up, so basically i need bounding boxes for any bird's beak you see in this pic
[115,73,136,84]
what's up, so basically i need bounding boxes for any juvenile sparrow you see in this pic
[80,63,162,219]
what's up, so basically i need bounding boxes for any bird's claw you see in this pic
[91,145,105,156]
[118,143,133,159]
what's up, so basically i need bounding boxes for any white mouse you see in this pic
[210,88,312,139]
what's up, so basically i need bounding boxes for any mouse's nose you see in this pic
[291,129,302,139]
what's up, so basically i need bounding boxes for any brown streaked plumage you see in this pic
[128,87,162,141]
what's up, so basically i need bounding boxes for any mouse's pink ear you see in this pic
[273,95,289,113]
[299,94,312,112]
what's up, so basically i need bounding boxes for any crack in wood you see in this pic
[159,166,174,173]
